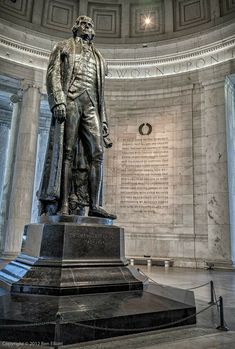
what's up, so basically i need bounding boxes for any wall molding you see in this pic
[0,33,235,79]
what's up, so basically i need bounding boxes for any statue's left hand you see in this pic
[102,123,112,148]
[53,104,66,124]
[102,122,109,137]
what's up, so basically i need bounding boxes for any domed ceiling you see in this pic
[0,0,234,45]
[0,0,235,82]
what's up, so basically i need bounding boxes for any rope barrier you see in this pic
[138,271,230,330]
[138,268,212,291]
[187,281,211,290]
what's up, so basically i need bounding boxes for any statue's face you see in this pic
[77,17,95,41]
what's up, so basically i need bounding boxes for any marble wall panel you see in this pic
[204,84,226,107]
[207,192,229,226]
[207,162,228,193]
[194,193,207,225]
[104,89,198,262]
[208,224,231,261]
[206,133,227,164]
[103,68,235,268]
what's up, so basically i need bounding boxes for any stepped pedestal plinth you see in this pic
[0,216,196,345]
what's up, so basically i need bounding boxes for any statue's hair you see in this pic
[72,16,94,37]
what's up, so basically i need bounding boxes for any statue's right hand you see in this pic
[53,104,66,124]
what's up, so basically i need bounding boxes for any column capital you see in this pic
[20,80,42,93]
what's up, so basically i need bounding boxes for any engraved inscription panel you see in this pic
[105,109,194,238]
[64,227,122,259]
[120,136,170,215]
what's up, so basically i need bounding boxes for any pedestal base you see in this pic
[0,217,143,295]
[0,216,196,344]
[0,283,196,345]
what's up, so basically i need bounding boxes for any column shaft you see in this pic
[225,77,235,264]
[3,84,41,258]
[0,98,21,251]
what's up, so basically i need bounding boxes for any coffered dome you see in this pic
[0,0,234,45]
[0,0,235,81]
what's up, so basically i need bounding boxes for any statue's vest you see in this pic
[68,43,97,103]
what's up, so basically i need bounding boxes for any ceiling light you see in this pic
[145,17,151,25]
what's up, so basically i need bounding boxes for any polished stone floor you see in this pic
[0,264,234,348]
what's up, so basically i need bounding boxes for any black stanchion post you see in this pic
[54,312,62,349]
[216,296,229,331]
[208,280,216,305]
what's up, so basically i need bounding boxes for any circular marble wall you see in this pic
[0,0,235,268]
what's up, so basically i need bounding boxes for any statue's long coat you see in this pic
[38,37,108,203]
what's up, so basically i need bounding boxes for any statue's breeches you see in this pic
[64,91,103,164]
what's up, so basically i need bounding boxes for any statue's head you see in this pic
[72,16,95,41]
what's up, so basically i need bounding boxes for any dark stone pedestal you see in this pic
[0,216,196,344]
[0,216,143,295]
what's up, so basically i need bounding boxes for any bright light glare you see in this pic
[145,17,151,25]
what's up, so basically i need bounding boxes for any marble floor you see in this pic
[0,264,235,349]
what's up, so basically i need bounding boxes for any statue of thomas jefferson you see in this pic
[38,15,116,220]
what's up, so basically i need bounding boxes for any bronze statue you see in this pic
[38,15,116,219]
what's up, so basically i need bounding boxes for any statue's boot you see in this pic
[88,162,117,220]
[88,206,117,220]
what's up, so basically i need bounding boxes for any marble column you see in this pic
[0,94,21,252]
[203,79,232,268]
[225,77,235,265]
[0,124,10,202]
[2,81,41,259]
